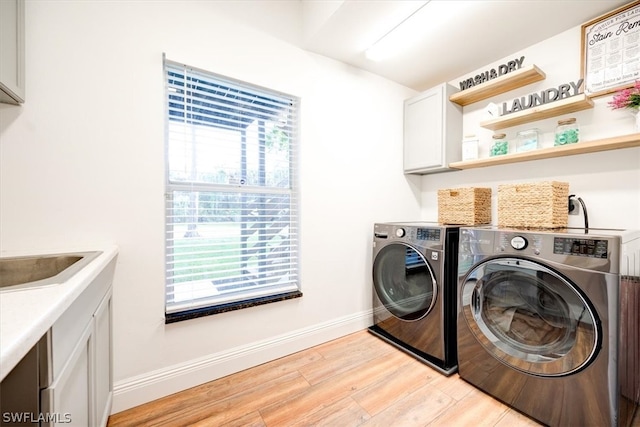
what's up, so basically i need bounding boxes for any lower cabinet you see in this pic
[41,323,93,426]
[0,255,115,427]
[93,292,113,427]
[41,263,114,427]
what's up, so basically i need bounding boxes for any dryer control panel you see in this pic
[373,223,451,252]
[416,227,441,241]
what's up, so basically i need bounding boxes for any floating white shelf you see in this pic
[449,65,546,107]
[448,133,640,170]
[478,94,595,131]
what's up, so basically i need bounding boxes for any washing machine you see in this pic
[369,222,459,375]
[457,226,640,426]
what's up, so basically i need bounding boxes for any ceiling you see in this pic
[298,0,632,92]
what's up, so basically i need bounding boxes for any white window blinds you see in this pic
[164,58,300,320]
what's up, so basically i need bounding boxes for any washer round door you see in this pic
[373,243,437,321]
[460,258,600,376]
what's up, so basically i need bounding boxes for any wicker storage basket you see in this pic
[497,181,569,228]
[438,187,492,225]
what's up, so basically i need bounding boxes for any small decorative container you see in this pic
[490,133,509,156]
[438,187,492,225]
[516,128,540,152]
[497,181,569,229]
[462,135,479,161]
[554,118,579,146]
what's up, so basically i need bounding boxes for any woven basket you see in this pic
[438,187,492,225]
[497,181,569,228]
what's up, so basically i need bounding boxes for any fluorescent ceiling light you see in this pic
[365,0,430,61]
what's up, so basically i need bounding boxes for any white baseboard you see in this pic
[110,309,373,414]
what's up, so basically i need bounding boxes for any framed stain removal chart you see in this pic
[581,0,640,97]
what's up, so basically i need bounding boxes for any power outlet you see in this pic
[568,199,580,216]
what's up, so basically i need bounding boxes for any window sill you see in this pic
[165,290,303,324]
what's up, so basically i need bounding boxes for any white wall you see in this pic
[0,1,420,412]
[420,27,640,229]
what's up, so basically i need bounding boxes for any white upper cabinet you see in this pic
[0,0,25,104]
[403,83,462,174]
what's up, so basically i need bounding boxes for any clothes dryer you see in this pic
[369,222,459,375]
[457,226,640,426]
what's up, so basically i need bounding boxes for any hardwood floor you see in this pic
[107,330,637,427]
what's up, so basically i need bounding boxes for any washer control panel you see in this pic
[498,232,542,255]
[464,228,620,273]
[553,237,608,258]
[497,231,613,260]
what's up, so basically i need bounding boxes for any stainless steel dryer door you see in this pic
[460,258,600,376]
[373,243,437,321]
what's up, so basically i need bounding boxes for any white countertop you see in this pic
[0,245,119,381]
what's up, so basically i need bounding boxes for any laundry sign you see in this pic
[501,79,584,115]
[459,56,526,90]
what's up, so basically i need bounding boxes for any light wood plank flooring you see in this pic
[108,330,637,426]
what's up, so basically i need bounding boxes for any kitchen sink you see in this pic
[0,251,102,291]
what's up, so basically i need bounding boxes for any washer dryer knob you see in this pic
[511,236,528,250]
[395,228,405,238]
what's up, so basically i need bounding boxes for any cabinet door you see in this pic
[0,0,25,104]
[404,86,444,172]
[93,290,113,427]
[41,321,94,427]
[403,83,462,174]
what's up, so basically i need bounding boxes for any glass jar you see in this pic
[490,133,509,156]
[555,118,579,146]
[516,128,540,152]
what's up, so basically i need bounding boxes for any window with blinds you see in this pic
[164,58,301,322]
